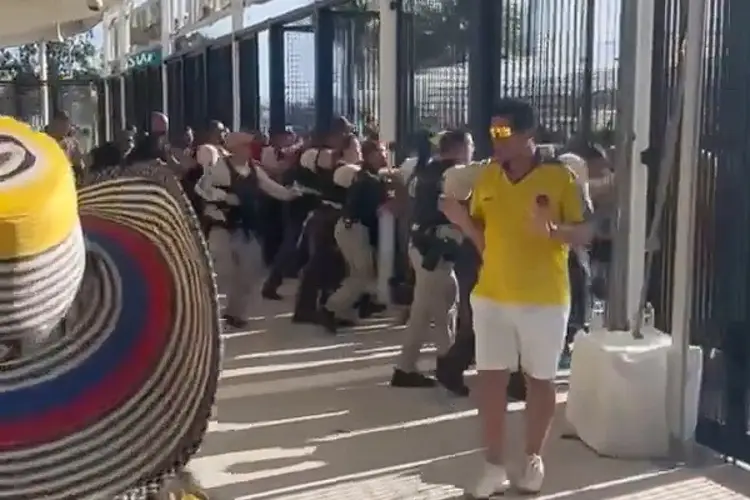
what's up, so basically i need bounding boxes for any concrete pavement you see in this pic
[192,284,750,499]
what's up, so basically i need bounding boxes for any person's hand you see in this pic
[439,196,471,227]
[288,186,304,198]
[530,194,555,237]
[225,193,241,205]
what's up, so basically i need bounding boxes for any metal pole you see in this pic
[39,41,50,126]
[161,0,172,115]
[580,0,595,138]
[117,4,129,131]
[605,0,653,331]
[377,0,398,303]
[231,0,244,132]
[667,0,707,453]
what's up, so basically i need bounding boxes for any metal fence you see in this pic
[394,0,619,151]
[123,64,163,133]
[0,79,100,147]
[655,0,750,463]
[332,9,379,131]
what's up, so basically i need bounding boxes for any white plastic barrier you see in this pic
[566,327,703,459]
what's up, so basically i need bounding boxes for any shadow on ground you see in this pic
[194,285,750,499]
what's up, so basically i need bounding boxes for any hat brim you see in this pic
[0,162,221,499]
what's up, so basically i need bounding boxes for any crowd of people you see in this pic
[47,99,614,497]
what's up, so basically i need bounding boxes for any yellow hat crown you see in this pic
[0,116,78,260]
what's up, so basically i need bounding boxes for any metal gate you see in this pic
[123,65,162,132]
[397,0,470,141]
[332,8,379,132]
[183,50,208,131]
[206,43,234,129]
[238,35,260,131]
[166,58,186,137]
[283,18,316,132]
[108,76,123,134]
[646,0,750,462]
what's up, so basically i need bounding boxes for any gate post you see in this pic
[315,7,335,132]
[395,0,413,152]
[468,0,500,159]
[268,23,287,133]
[239,36,260,131]
[606,0,653,330]
[160,0,171,116]
[378,0,399,303]
[230,0,244,132]
[668,0,707,450]
[580,0,596,139]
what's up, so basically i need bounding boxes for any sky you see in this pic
[92,0,620,105]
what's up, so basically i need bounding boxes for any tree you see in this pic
[0,33,100,125]
[332,0,525,125]
[336,0,525,72]
[409,0,525,69]
[0,32,101,81]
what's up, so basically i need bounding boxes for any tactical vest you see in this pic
[411,158,454,230]
[318,162,349,207]
[342,168,386,246]
[207,155,260,235]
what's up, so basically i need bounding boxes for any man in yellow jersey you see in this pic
[441,99,593,497]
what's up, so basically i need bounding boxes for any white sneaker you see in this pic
[467,462,510,498]
[515,454,545,493]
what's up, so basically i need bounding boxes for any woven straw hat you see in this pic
[0,117,221,499]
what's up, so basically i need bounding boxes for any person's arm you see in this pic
[256,164,298,201]
[193,145,228,202]
[440,192,485,254]
[551,172,595,246]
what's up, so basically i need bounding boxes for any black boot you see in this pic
[222,314,250,329]
[390,368,436,388]
[261,284,283,301]
[357,294,387,318]
[436,357,470,397]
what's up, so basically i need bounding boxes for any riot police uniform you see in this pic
[321,164,385,331]
[196,136,299,327]
[293,150,349,323]
[195,147,264,326]
[392,158,461,388]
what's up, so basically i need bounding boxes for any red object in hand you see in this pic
[536,194,550,207]
[249,142,263,162]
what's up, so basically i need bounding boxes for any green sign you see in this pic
[125,47,162,71]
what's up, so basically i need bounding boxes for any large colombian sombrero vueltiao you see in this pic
[0,116,221,499]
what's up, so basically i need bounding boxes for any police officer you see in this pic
[292,144,349,323]
[391,130,474,388]
[195,132,300,328]
[320,139,390,332]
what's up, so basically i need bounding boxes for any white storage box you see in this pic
[566,327,703,459]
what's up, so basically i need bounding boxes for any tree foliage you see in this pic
[338,0,525,71]
[410,0,525,69]
[0,32,100,82]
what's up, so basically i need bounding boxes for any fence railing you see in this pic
[0,79,101,148]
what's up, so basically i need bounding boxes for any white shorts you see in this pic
[472,296,569,380]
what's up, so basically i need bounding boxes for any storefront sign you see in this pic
[125,47,162,71]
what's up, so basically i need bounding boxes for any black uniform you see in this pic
[292,163,348,323]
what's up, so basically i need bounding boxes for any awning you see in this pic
[0,0,123,47]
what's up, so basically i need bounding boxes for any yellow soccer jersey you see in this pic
[470,161,591,305]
